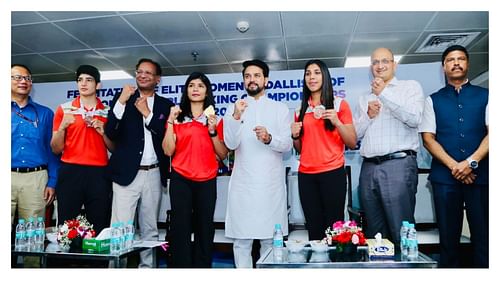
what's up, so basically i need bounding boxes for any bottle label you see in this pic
[273,239,283,247]
[401,237,407,247]
[16,232,26,239]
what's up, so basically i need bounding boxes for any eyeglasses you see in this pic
[135,70,156,77]
[371,59,394,66]
[11,75,33,82]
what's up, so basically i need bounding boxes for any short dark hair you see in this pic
[11,64,32,75]
[441,45,469,65]
[76,64,101,83]
[242,59,269,78]
[136,58,162,76]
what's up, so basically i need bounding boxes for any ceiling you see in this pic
[11,11,489,84]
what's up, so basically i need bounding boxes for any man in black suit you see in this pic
[105,58,173,268]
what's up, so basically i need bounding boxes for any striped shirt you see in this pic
[354,77,424,158]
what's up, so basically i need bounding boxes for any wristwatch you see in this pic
[467,157,479,169]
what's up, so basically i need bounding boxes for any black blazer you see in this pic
[105,90,174,187]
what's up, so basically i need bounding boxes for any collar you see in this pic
[246,93,267,104]
[446,79,470,93]
[386,76,399,87]
[182,114,207,125]
[11,96,36,109]
[71,96,106,110]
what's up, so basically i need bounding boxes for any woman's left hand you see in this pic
[91,118,105,136]
[207,114,217,134]
[323,109,341,127]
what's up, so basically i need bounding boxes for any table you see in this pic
[256,246,437,268]
[12,242,158,268]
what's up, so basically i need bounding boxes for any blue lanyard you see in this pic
[12,105,39,128]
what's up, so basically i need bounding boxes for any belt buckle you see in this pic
[393,152,407,159]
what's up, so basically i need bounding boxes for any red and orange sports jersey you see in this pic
[169,116,224,181]
[53,96,109,166]
[296,98,353,174]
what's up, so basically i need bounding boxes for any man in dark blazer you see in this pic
[105,58,174,268]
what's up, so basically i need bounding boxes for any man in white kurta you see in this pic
[224,59,292,268]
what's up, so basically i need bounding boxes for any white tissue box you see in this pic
[366,238,394,258]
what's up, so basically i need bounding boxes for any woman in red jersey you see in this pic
[291,60,357,241]
[162,72,228,268]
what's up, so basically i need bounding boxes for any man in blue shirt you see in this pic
[420,45,488,268]
[11,64,60,224]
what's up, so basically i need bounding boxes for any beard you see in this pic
[245,82,263,96]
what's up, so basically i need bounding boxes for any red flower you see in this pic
[326,220,367,246]
[66,219,80,229]
[68,228,78,239]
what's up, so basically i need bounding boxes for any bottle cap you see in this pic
[275,224,281,229]
[18,218,25,224]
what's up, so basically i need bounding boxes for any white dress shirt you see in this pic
[354,77,425,158]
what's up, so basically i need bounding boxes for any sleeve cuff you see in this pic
[113,101,126,120]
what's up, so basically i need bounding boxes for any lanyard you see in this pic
[12,105,38,128]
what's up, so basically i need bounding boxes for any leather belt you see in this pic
[139,163,160,170]
[11,165,48,173]
[363,150,416,164]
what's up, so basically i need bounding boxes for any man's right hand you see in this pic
[232,99,248,120]
[461,173,476,185]
[118,84,137,105]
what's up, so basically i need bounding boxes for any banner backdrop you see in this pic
[31,62,445,208]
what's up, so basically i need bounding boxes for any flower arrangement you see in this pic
[325,220,366,253]
[57,215,96,249]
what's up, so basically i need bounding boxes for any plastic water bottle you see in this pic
[110,222,122,254]
[25,217,35,251]
[125,220,135,249]
[34,216,46,251]
[400,221,410,257]
[118,222,126,251]
[15,218,27,250]
[272,224,284,262]
[407,223,419,260]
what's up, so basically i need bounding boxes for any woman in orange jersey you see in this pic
[291,60,357,241]
[162,72,228,268]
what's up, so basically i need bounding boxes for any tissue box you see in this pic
[82,238,110,253]
[366,238,394,258]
